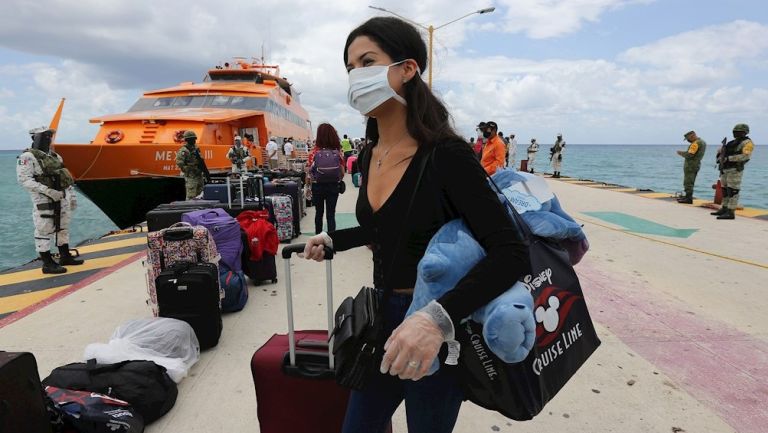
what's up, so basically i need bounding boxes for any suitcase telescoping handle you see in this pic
[226,174,245,208]
[281,244,335,370]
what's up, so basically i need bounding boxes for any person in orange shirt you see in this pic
[480,121,506,175]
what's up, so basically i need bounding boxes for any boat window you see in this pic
[210,96,231,106]
[171,96,193,107]
[153,98,173,107]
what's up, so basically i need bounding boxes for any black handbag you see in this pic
[331,146,432,390]
[456,177,601,420]
[338,179,347,194]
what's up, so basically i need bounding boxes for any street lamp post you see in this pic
[369,6,495,89]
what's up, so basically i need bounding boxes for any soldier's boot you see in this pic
[710,207,727,216]
[717,209,735,220]
[58,244,84,266]
[40,251,66,274]
[677,192,693,204]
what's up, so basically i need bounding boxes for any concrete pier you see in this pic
[0,172,765,433]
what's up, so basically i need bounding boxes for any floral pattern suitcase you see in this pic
[146,222,223,316]
[266,194,293,242]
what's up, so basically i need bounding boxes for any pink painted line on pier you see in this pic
[577,260,768,433]
[0,251,146,330]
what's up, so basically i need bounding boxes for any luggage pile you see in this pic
[3,318,186,433]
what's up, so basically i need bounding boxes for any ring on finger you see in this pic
[407,360,420,369]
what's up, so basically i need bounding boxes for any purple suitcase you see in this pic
[182,209,243,272]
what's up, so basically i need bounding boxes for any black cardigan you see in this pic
[330,139,530,325]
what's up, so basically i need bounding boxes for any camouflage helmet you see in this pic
[183,130,197,140]
[732,123,750,134]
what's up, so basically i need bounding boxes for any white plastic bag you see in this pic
[84,317,200,383]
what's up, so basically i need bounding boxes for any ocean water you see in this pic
[1,145,765,271]
[517,144,767,209]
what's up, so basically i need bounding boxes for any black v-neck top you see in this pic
[329,139,530,325]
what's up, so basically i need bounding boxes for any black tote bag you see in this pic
[456,178,601,420]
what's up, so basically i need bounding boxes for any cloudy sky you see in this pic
[0,0,766,149]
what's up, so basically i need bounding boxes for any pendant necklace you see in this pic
[376,133,409,170]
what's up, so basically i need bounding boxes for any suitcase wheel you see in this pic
[272,279,278,284]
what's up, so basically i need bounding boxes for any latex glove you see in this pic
[380,312,443,381]
[45,188,64,201]
[303,232,332,261]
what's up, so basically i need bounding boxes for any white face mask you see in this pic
[347,60,410,116]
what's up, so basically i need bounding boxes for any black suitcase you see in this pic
[156,262,223,350]
[0,352,52,433]
[244,253,277,285]
[147,201,218,232]
[264,180,301,237]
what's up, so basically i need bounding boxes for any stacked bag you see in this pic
[182,209,248,312]
[3,319,195,432]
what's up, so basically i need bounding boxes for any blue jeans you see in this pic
[342,292,464,433]
[312,182,339,234]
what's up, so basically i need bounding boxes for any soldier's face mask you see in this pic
[32,130,54,153]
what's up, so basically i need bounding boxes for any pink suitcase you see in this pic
[146,222,223,316]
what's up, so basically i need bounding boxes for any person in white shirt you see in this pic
[508,134,517,169]
[266,137,279,169]
[283,138,294,158]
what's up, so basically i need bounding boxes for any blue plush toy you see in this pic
[492,169,589,264]
[405,219,536,376]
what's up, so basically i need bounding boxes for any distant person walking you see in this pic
[176,130,208,199]
[473,122,486,160]
[341,134,354,161]
[266,137,279,169]
[508,134,517,168]
[527,138,539,173]
[712,124,754,219]
[550,133,565,178]
[18,127,85,274]
[283,137,295,159]
[480,121,507,175]
[676,130,706,204]
[308,123,345,233]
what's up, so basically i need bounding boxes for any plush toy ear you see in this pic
[418,253,450,282]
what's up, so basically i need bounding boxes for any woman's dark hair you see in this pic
[315,123,341,150]
[343,16,462,148]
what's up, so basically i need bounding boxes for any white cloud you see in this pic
[0,1,765,147]
[494,0,654,39]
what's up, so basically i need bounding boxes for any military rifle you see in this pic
[230,148,245,171]
[716,137,727,173]
[51,174,63,243]
[193,147,212,183]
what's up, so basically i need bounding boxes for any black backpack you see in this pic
[42,359,178,424]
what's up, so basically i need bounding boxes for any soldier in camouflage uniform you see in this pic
[676,130,706,204]
[175,130,206,199]
[226,135,251,174]
[712,123,755,220]
[17,127,85,274]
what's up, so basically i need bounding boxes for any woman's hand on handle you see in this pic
[303,232,333,261]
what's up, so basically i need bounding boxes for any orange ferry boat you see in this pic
[55,58,312,228]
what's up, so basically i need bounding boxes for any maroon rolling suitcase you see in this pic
[251,244,349,433]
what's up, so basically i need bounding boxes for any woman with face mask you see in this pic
[303,17,529,433]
